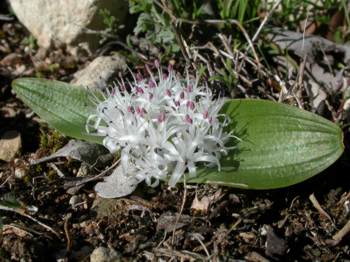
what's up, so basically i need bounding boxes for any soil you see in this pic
[1,9,350,262]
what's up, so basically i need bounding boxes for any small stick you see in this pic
[331,219,350,245]
[309,193,334,225]
[252,0,282,42]
[64,159,120,189]
[64,213,73,253]
[0,204,60,238]
[190,233,211,260]
[171,178,187,246]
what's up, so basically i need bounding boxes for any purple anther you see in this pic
[127,106,134,113]
[136,72,143,82]
[203,110,209,119]
[148,79,156,88]
[185,114,193,124]
[186,85,193,92]
[154,59,160,68]
[157,112,166,123]
[120,83,126,91]
[165,89,171,97]
[136,106,144,117]
[136,87,144,94]
[180,91,185,99]
[187,101,195,110]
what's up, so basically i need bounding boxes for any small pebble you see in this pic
[90,246,120,262]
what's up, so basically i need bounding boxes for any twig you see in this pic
[64,159,120,189]
[171,178,187,246]
[0,173,12,188]
[309,193,334,225]
[330,219,350,246]
[0,14,14,21]
[252,0,282,42]
[204,19,260,67]
[190,233,211,260]
[48,163,66,178]
[64,213,73,253]
[154,247,206,260]
[0,204,60,238]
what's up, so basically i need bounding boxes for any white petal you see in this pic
[168,161,186,187]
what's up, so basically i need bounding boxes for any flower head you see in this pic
[87,62,235,189]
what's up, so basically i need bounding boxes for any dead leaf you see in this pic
[157,212,191,232]
[191,189,223,214]
[191,195,210,214]
[94,165,139,198]
[30,139,108,165]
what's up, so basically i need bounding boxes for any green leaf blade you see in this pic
[12,78,102,144]
[189,99,344,189]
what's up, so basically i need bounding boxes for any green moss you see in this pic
[39,128,68,154]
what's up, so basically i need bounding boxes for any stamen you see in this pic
[127,106,134,113]
[136,71,143,82]
[157,112,166,123]
[187,101,195,110]
[185,114,193,124]
[180,91,185,99]
[154,59,160,68]
[203,110,209,119]
[136,87,144,94]
[148,79,156,88]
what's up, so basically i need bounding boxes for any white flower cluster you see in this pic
[87,62,234,188]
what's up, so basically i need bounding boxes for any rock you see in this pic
[69,195,82,209]
[90,246,120,262]
[0,131,21,162]
[72,55,126,90]
[14,166,27,179]
[263,225,287,258]
[9,0,128,50]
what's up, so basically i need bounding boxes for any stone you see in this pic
[0,131,21,162]
[72,54,126,90]
[9,0,128,50]
[90,247,120,262]
[14,166,27,179]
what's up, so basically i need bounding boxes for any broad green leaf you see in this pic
[188,99,344,189]
[12,78,102,144]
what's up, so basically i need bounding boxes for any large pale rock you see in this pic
[72,54,127,90]
[9,0,128,50]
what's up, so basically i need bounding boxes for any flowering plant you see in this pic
[12,63,344,198]
[85,62,237,195]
